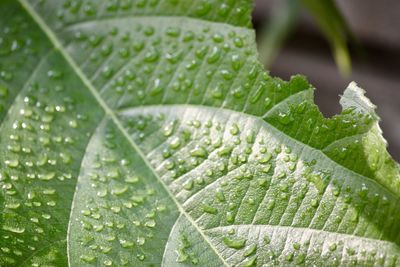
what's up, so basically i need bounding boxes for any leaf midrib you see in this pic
[18,0,229,265]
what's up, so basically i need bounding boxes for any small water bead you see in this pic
[202,203,218,214]
[223,236,246,249]
[347,247,356,255]
[104,259,113,266]
[190,146,208,158]
[329,243,337,251]
[285,252,294,262]
[125,176,139,184]
[111,185,128,195]
[38,172,55,181]
[7,144,21,153]
[5,203,20,209]
[221,69,234,81]
[59,152,72,164]
[183,180,194,191]
[144,219,156,228]
[98,245,112,254]
[162,122,176,137]
[119,239,134,248]
[248,198,255,205]
[266,199,275,210]
[100,65,113,79]
[258,153,272,164]
[116,222,125,229]
[4,159,19,168]
[358,183,369,198]
[80,254,96,263]
[292,243,301,250]
[230,54,243,71]
[110,206,121,213]
[295,253,306,264]
[144,47,160,63]
[2,225,25,234]
[207,46,221,64]
[232,37,244,48]
[169,137,181,149]
[232,87,248,99]
[261,163,272,173]
[244,244,257,257]
[226,211,235,223]
[230,123,240,135]
[137,253,146,261]
[137,236,146,246]
[157,204,166,212]
[47,201,56,206]
[349,209,359,222]
[215,188,226,202]
[107,170,119,179]
[47,69,63,79]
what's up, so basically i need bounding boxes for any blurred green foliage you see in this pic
[259,0,355,76]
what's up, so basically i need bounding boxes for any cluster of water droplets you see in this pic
[0,6,105,264]
[0,67,103,265]
[121,107,400,266]
[69,120,180,266]
[51,7,388,189]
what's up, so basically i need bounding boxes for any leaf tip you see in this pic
[340,82,378,119]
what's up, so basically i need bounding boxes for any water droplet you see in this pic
[329,243,337,251]
[244,244,257,257]
[137,253,145,261]
[169,137,181,149]
[144,220,156,228]
[38,172,55,181]
[231,54,242,71]
[215,188,226,202]
[104,259,113,266]
[190,146,208,158]
[5,202,20,209]
[207,46,221,64]
[80,255,96,263]
[2,225,25,234]
[137,236,146,246]
[223,236,246,249]
[4,159,19,168]
[230,123,239,135]
[119,239,134,248]
[202,203,218,214]
[111,185,128,195]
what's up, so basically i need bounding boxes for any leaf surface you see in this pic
[0,0,399,266]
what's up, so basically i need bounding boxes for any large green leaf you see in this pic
[0,0,399,266]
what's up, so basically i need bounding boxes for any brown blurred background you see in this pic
[253,0,400,161]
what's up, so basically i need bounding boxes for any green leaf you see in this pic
[0,0,399,266]
[301,0,354,75]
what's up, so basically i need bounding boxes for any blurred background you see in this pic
[252,0,400,161]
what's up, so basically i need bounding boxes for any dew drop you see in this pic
[223,236,246,249]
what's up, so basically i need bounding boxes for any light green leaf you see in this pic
[0,0,399,266]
